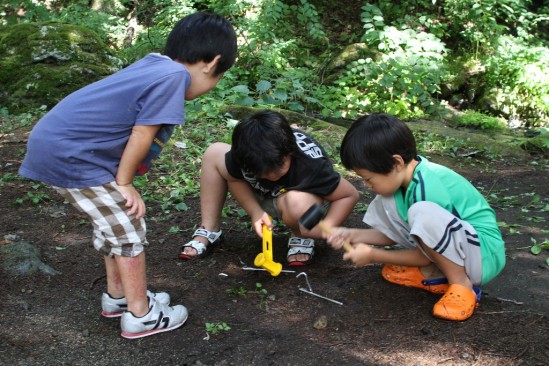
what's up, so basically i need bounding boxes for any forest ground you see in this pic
[0,123,548,366]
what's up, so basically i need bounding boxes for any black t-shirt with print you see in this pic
[225,129,341,198]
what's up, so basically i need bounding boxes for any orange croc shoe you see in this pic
[381,264,449,294]
[432,284,482,321]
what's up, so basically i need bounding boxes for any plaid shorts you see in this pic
[54,182,148,257]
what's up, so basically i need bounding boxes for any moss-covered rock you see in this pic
[0,22,122,113]
[221,105,533,159]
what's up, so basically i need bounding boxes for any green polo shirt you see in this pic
[394,156,505,284]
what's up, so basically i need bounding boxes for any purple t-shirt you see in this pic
[19,53,190,188]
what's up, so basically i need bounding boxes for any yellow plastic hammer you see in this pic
[254,223,282,276]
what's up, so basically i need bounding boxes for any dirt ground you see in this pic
[1,127,548,366]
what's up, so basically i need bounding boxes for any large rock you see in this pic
[1,235,60,276]
[0,22,122,113]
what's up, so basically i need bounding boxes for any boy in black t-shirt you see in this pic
[179,110,359,266]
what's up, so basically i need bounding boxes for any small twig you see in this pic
[460,150,481,157]
[437,357,455,364]
[496,297,524,305]
[482,352,514,358]
[516,346,529,358]
[526,315,546,327]
[478,310,533,314]
[328,342,354,347]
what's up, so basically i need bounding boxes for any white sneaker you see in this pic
[101,290,170,318]
[120,299,188,339]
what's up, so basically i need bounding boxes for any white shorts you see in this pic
[364,195,483,285]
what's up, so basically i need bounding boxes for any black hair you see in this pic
[232,110,297,177]
[164,12,237,76]
[340,113,417,174]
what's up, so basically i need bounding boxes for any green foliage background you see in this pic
[1,0,548,126]
[1,1,546,256]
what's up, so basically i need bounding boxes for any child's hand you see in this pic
[342,243,373,266]
[118,184,146,219]
[325,226,352,250]
[252,212,272,237]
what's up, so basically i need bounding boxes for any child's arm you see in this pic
[325,227,395,250]
[343,245,431,267]
[116,124,162,219]
[227,178,272,237]
[315,177,359,232]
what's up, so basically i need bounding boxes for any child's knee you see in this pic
[278,192,320,224]
[204,142,230,159]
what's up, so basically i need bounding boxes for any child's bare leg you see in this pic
[419,264,444,277]
[407,201,479,290]
[104,255,124,298]
[276,191,321,263]
[416,238,478,321]
[114,252,149,316]
[418,240,473,290]
[182,143,230,257]
[277,191,321,236]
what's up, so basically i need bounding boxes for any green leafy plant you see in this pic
[0,172,19,185]
[0,0,52,25]
[205,322,231,335]
[226,286,247,296]
[529,238,549,266]
[15,183,50,205]
[168,226,183,234]
[483,37,549,127]
[0,106,47,134]
[253,282,269,310]
[318,3,449,119]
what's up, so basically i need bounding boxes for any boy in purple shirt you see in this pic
[19,12,237,339]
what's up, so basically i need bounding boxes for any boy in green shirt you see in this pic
[325,113,505,321]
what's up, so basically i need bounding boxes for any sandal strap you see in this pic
[287,237,314,256]
[181,240,207,256]
[193,226,222,244]
[288,237,315,248]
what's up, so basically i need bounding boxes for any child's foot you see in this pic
[287,237,315,266]
[179,226,222,260]
[120,298,188,339]
[101,290,170,318]
[381,264,449,294]
[432,284,482,321]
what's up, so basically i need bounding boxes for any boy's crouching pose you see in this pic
[325,113,505,321]
[179,110,359,266]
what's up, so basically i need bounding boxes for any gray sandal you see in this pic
[179,226,222,260]
[287,237,315,266]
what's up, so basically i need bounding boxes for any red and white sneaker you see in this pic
[101,290,170,318]
[120,298,188,339]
